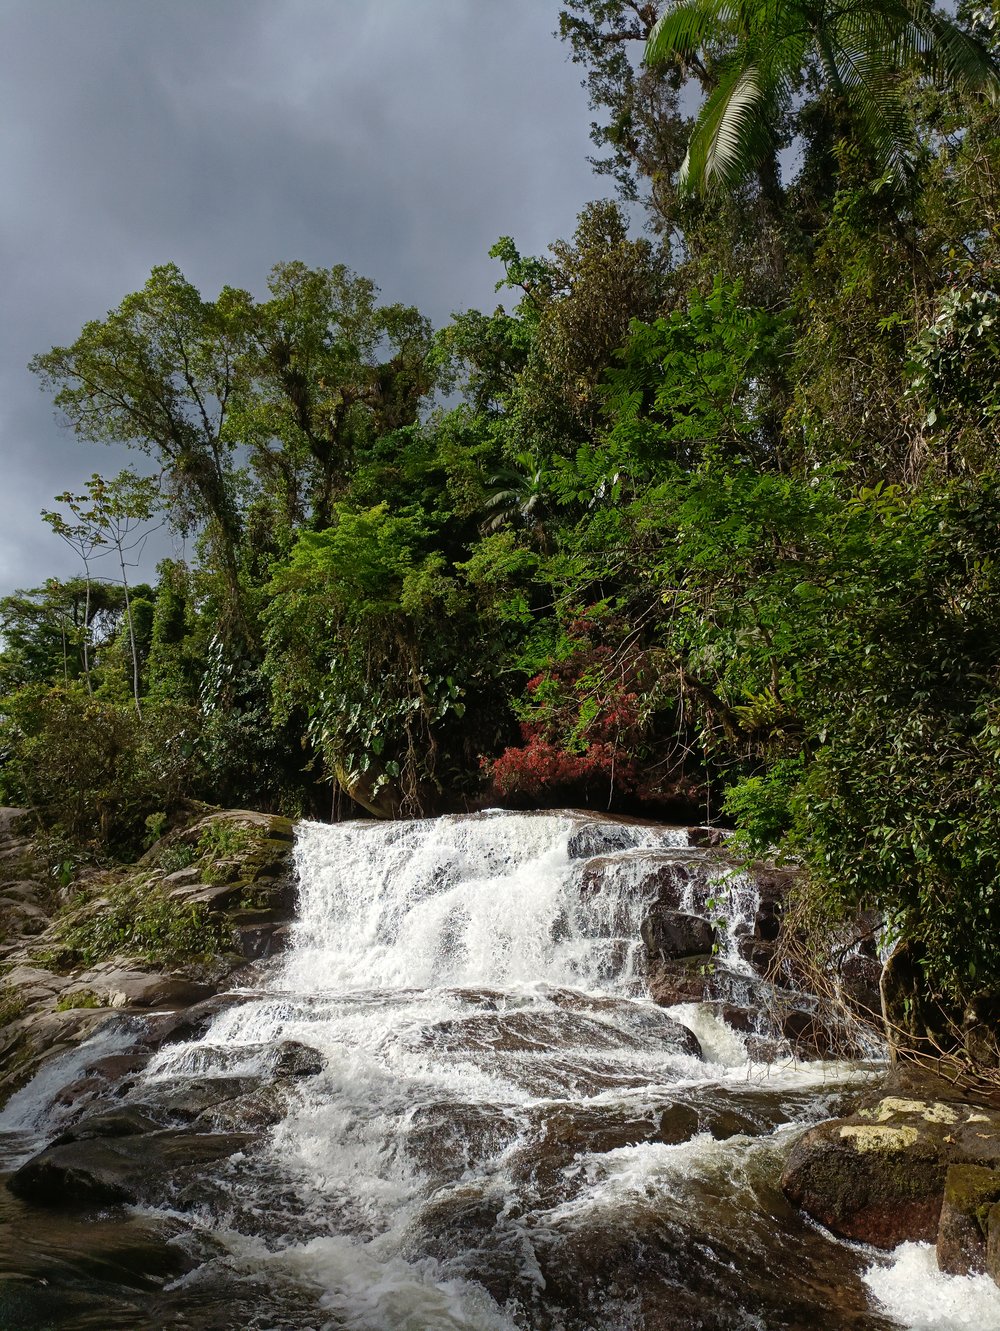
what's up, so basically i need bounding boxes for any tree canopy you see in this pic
[8,5,1000,1025]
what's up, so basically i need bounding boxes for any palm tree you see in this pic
[645,0,1000,195]
[481,453,550,550]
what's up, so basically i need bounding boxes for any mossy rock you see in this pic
[986,1202,1000,1287]
[144,810,298,918]
[782,1094,1000,1249]
[937,1163,1000,1275]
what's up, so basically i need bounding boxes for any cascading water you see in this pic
[4,811,999,1330]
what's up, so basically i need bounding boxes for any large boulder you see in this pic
[781,1093,1000,1250]
[146,809,297,920]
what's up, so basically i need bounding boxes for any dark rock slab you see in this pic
[273,1039,323,1078]
[686,826,729,848]
[641,906,716,959]
[647,955,766,1009]
[51,1105,165,1144]
[8,1129,254,1207]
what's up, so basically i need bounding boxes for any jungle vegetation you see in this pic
[3,0,1000,1014]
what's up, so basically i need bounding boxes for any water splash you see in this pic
[864,1241,1000,1329]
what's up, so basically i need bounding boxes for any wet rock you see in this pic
[84,1050,151,1082]
[510,1102,684,1194]
[987,1202,1000,1285]
[646,956,764,1009]
[936,1163,1000,1275]
[191,1082,290,1132]
[404,1103,522,1183]
[232,914,292,960]
[686,826,729,848]
[657,1102,706,1143]
[737,933,777,973]
[273,1039,323,1077]
[781,1009,836,1059]
[646,954,713,1005]
[71,965,216,1010]
[136,1075,263,1123]
[139,991,252,1048]
[567,819,643,860]
[0,1007,114,1110]
[782,1094,1000,1248]
[51,1104,164,1144]
[641,906,715,959]
[581,852,717,916]
[8,1129,254,1206]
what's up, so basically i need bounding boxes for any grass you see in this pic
[55,988,105,1011]
[0,984,25,1028]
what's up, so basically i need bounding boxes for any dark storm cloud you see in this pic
[0,0,614,594]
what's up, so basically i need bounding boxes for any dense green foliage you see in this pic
[4,1,1000,1016]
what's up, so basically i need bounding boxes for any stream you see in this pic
[2,810,999,1330]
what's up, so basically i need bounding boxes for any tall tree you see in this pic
[239,262,436,530]
[31,264,253,634]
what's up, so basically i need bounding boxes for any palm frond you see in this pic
[682,60,773,193]
[847,68,915,182]
[923,12,1000,99]
[646,0,737,65]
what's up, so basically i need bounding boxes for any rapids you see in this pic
[3,809,999,1330]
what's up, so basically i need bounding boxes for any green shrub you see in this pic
[156,841,196,874]
[0,684,202,854]
[196,820,255,862]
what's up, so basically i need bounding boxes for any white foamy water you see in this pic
[282,811,689,994]
[864,1242,1000,1329]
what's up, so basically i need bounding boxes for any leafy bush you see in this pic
[0,685,202,853]
[156,840,196,874]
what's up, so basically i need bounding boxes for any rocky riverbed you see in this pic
[1,807,998,1329]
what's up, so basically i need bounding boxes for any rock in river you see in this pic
[781,1091,1000,1251]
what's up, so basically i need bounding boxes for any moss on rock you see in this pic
[937,1164,1000,1275]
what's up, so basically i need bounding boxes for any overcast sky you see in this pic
[0,0,628,596]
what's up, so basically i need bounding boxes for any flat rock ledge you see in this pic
[781,1085,1000,1284]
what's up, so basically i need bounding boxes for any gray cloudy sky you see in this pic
[0,0,620,596]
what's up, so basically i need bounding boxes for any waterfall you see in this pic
[6,810,991,1331]
[284,811,691,995]
[139,811,901,1331]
